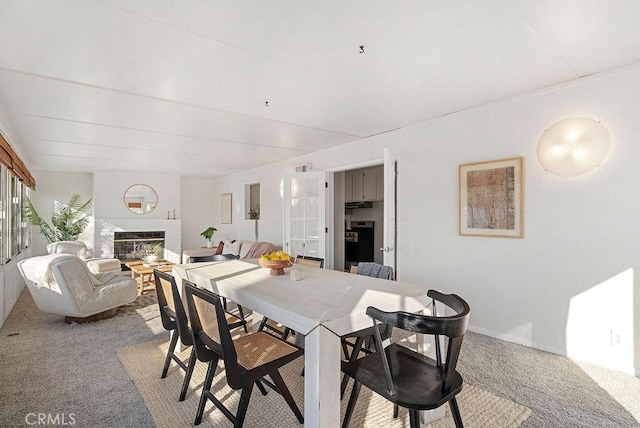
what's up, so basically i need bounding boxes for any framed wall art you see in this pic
[459,157,524,238]
[221,193,232,224]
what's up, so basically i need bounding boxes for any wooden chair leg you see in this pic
[255,379,268,395]
[269,370,304,423]
[282,327,292,340]
[234,384,254,428]
[393,404,399,418]
[161,331,179,379]
[340,336,365,398]
[179,347,197,401]
[195,358,218,425]
[341,381,361,428]
[449,397,464,428]
[341,341,350,359]
[236,305,248,333]
[409,409,420,428]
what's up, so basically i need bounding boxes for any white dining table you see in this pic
[172,259,431,428]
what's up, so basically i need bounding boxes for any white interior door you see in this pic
[383,148,397,272]
[283,171,327,262]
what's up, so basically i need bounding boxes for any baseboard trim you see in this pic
[467,325,640,378]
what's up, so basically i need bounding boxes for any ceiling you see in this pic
[1,0,639,179]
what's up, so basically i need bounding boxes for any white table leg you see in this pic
[305,325,341,428]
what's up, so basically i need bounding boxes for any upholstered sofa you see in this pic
[18,254,138,322]
[46,240,122,274]
[181,240,277,264]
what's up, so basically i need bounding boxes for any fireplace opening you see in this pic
[114,231,165,264]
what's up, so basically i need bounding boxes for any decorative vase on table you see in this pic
[143,254,159,263]
[206,240,213,248]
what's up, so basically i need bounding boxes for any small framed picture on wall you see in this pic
[221,193,232,224]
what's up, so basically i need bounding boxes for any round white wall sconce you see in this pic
[536,117,610,177]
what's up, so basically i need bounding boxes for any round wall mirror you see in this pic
[124,184,158,214]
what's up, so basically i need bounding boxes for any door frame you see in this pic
[327,154,398,273]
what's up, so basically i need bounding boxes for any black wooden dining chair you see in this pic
[339,263,395,397]
[188,254,239,263]
[341,290,471,428]
[184,281,304,427]
[154,270,246,401]
[187,254,248,332]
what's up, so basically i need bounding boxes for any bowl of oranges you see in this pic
[259,251,293,275]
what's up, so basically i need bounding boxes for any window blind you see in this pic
[0,133,35,189]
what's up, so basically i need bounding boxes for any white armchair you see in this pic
[18,254,138,323]
[46,240,121,274]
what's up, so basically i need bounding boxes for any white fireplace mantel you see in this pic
[96,218,182,264]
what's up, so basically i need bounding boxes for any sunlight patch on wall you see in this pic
[566,268,634,374]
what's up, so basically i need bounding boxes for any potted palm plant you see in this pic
[200,227,218,248]
[25,193,92,243]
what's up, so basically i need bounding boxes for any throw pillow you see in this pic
[222,239,241,256]
[214,241,224,255]
[77,247,95,260]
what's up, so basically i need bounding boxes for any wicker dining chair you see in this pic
[153,270,246,401]
[187,254,248,332]
[183,281,304,427]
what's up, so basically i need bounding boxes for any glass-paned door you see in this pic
[284,172,326,260]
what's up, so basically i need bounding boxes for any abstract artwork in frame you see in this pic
[221,193,232,224]
[459,157,524,238]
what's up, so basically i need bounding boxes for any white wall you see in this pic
[93,172,180,220]
[1,251,30,328]
[181,177,217,250]
[210,67,640,375]
[29,172,94,256]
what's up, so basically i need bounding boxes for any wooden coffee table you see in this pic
[125,260,175,295]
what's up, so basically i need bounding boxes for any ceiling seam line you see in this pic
[502,0,581,78]
[93,0,369,89]
[10,136,300,163]
[0,66,363,138]
[394,60,640,134]
[0,110,317,153]
[95,0,273,60]
[27,151,244,170]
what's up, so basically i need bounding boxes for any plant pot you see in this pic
[143,255,159,263]
[206,240,213,248]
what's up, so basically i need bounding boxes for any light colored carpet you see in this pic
[2,289,640,427]
[117,338,531,427]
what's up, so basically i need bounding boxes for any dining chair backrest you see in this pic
[184,281,245,389]
[154,270,193,347]
[189,254,239,263]
[355,262,395,280]
[294,255,324,268]
[154,269,178,331]
[367,289,470,393]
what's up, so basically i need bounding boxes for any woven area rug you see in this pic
[118,338,531,427]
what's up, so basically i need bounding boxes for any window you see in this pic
[244,182,260,220]
[2,168,28,261]
[21,184,29,250]
[6,170,20,259]
[0,165,4,264]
